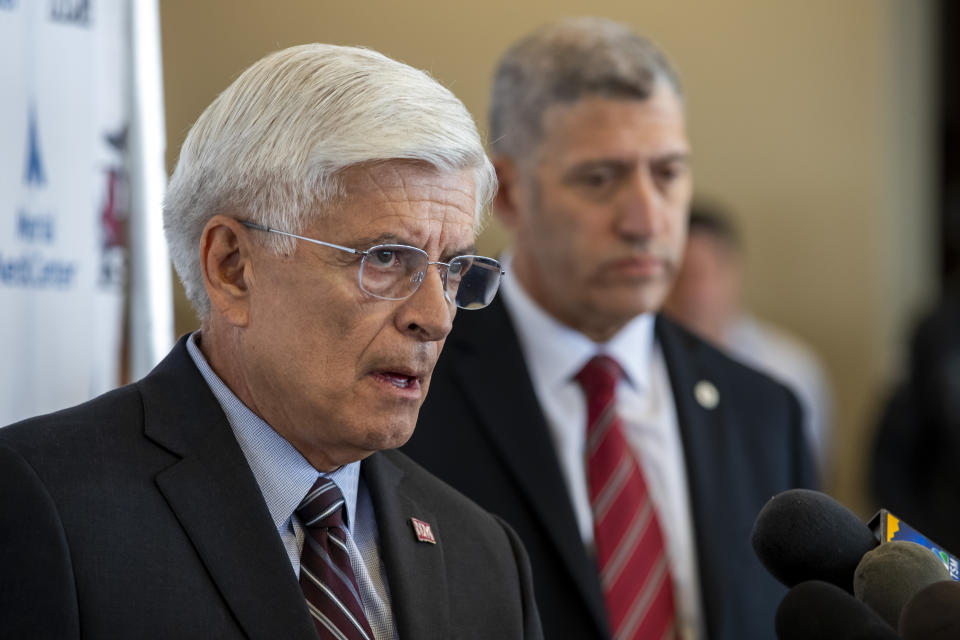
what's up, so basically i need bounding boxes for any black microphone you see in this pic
[853,540,951,628]
[898,580,960,640]
[751,489,878,592]
[775,580,900,639]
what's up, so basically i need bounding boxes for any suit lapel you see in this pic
[656,316,731,639]
[362,452,450,639]
[140,339,318,640]
[445,299,609,633]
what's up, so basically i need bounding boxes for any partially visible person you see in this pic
[663,204,834,477]
[870,287,960,555]
[404,18,816,640]
[0,44,542,639]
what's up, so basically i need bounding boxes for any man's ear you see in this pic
[200,215,254,327]
[492,156,524,230]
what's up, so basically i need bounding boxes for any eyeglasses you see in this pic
[241,221,504,310]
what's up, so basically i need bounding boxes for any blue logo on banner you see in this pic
[4,102,77,290]
[0,0,17,11]
[24,106,46,187]
[50,0,89,25]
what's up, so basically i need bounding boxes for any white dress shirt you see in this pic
[499,254,704,640]
[186,333,398,640]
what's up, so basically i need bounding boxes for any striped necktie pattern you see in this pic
[296,477,375,640]
[576,355,677,640]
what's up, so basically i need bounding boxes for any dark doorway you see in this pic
[939,0,960,289]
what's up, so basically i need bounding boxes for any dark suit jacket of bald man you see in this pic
[403,299,817,639]
[0,336,542,640]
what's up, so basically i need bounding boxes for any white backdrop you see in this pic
[0,0,171,425]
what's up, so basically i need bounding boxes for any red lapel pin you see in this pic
[410,517,437,544]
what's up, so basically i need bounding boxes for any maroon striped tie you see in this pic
[577,355,677,640]
[296,478,375,640]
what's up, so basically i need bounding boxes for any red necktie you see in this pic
[577,355,677,639]
[297,478,375,640]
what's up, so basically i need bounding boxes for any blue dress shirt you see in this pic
[186,332,398,640]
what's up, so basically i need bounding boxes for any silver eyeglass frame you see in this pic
[240,220,504,309]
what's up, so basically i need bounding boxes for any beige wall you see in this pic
[160,0,937,515]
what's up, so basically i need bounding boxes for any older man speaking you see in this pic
[0,44,540,640]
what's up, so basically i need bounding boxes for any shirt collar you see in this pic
[499,252,656,389]
[185,331,361,531]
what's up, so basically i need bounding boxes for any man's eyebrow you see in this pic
[442,244,477,262]
[349,234,478,259]
[350,233,408,249]
[569,158,633,171]
[569,151,691,170]
[655,151,691,164]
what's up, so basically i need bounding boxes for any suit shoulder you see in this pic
[0,384,143,457]
[659,315,797,400]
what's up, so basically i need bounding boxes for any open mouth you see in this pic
[371,371,420,390]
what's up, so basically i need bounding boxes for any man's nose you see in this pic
[395,265,455,341]
[617,168,663,238]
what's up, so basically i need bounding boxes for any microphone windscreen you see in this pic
[775,580,900,639]
[899,580,960,640]
[752,489,877,592]
[853,540,950,628]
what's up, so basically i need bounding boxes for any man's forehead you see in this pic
[536,91,688,157]
[344,210,476,245]
[338,161,476,201]
[310,163,478,251]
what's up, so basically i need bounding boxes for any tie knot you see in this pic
[576,355,622,400]
[296,477,346,530]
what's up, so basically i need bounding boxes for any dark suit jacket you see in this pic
[402,299,816,639]
[0,337,542,640]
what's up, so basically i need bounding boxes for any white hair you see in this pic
[164,43,497,317]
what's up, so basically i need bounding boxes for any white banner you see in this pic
[0,0,162,425]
